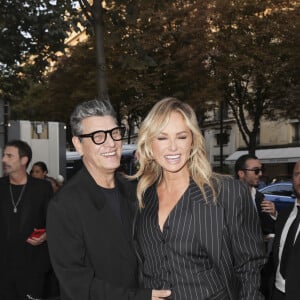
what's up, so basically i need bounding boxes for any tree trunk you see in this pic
[93,1,109,101]
[248,132,257,156]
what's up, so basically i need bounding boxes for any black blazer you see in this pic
[46,166,151,300]
[135,176,266,300]
[272,204,300,299]
[0,175,53,274]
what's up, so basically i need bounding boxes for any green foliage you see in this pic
[207,0,299,153]
[0,0,81,99]
[6,0,299,153]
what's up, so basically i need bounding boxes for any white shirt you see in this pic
[251,187,257,210]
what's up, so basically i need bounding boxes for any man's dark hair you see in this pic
[234,154,258,179]
[32,161,48,173]
[5,140,32,168]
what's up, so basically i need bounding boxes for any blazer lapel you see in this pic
[79,168,135,260]
[117,176,136,241]
[273,208,293,265]
[190,180,224,267]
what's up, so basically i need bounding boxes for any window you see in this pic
[292,122,300,143]
[215,132,229,146]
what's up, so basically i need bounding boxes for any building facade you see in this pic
[202,106,300,182]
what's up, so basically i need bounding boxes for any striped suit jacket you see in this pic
[135,175,266,300]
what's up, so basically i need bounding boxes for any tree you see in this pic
[105,0,211,130]
[11,0,298,153]
[76,0,110,100]
[13,1,211,131]
[12,39,97,143]
[0,0,80,101]
[207,0,299,155]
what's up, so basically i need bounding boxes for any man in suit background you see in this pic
[47,99,170,300]
[235,154,277,234]
[0,140,53,299]
[271,161,300,300]
[235,154,277,298]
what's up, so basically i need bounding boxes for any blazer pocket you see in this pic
[197,267,227,299]
[210,287,230,300]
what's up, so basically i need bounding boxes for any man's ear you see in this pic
[72,136,83,156]
[21,156,28,167]
[237,170,244,179]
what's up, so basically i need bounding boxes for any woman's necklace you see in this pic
[9,183,26,213]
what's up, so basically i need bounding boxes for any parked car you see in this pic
[259,182,295,211]
[66,144,137,180]
[118,144,137,175]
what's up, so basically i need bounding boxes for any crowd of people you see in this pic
[1,97,299,300]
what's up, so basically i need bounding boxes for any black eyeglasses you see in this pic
[242,168,263,175]
[77,126,126,145]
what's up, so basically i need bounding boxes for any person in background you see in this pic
[30,161,60,193]
[235,154,277,235]
[30,161,61,299]
[271,161,300,300]
[0,140,53,300]
[235,154,277,298]
[46,99,171,300]
[131,97,266,299]
[30,161,48,179]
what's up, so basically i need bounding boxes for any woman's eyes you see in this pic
[156,135,187,140]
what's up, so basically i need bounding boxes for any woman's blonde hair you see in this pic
[131,97,217,208]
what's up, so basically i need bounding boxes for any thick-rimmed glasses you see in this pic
[77,126,126,145]
[242,168,263,175]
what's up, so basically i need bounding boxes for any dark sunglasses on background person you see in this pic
[242,168,264,175]
[77,126,126,145]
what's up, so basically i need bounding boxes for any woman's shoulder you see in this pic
[213,173,246,189]
[212,174,249,206]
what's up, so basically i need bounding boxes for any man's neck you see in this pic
[87,167,115,188]
[9,171,27,185]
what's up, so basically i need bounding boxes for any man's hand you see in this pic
[152,289,172,300]
[26,230,47,246]
[261,199,277,218]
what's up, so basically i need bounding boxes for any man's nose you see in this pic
[104,133,116,146]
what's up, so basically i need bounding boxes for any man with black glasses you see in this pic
[46,99,170,300]
[235,154,276,298]
[235,154,277,233]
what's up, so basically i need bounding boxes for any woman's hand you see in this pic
[152,289,172,300]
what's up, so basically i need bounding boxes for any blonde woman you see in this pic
[132,98,266,300]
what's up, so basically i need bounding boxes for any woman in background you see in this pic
[30,162,60,298]
[132,97,266,299]
[31,161,60,193]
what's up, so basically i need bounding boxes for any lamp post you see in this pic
[93,0,109,101]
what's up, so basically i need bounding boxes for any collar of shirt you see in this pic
[250,187,257,210]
